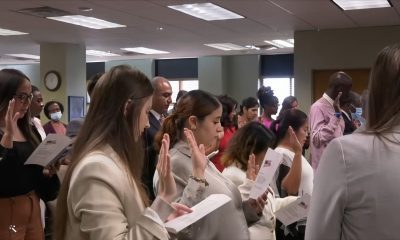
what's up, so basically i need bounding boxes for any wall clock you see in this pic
[44,70,61,91]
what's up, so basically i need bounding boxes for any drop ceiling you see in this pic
[0,0,399,64]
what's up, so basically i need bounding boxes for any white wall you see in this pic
[0,64,40,87]
[294,25,400,113]
[105,59,155,79]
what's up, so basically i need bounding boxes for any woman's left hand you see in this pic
[43,161,59,177]
[248,191,268,215]
[157,133,177,203]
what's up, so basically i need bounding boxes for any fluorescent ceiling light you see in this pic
[332,0,391,10]
[6,54,40,60]
[121,47,170,55]
[264,39,294,48]
[168,3,244,21]
[86,50,120,57]
[0,28,28,36]
[204,43,246,51]
[47,15,126,29]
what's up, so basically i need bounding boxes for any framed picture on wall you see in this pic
[68,96,85,122]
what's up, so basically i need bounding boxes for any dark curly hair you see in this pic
[257,86,276,109]
[44,100,64,120]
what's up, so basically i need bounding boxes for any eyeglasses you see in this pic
[13,93,33,103]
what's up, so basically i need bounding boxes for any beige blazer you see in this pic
[65,145,172,240]
[306,127,400,240]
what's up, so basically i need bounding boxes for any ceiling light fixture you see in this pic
[47,15,126,29]
[264,39,294,48]
[121,47,170,54]
[168,3,244,21]
[204,43,247,51]
[6,53,40,60]
[86,50,120,57]
[331,0,391,10]
[0,28,28,36]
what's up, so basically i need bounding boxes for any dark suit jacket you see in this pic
[342,111,356,135]
[142,112,161,201]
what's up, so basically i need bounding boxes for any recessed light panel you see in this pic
[332,0,391,10]
[0,28,28,36]
[204,43,247,51]
[86,50,120,57]
[121,47,170,55]
[6,54,40,60]
[168,3,244,21]
[47,15,126,29]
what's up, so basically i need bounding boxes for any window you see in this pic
[169,79,199,111]
[261,77,295,117]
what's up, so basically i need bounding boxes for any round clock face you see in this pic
[44,71,61,91]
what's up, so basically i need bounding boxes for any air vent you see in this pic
[17,6,71,18]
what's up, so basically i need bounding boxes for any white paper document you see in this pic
[25,134,72,167]
[275,193,311,226]
[249,148,283,199]
[164,194,231,234]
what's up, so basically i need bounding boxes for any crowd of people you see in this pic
[1,43,400,240]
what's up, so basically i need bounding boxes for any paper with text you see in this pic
[25,134,72,167]
[249,148,283,199]
[164,194,231,234]
[275,193,311,226]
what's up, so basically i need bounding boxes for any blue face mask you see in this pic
[50,111,62,121]
[355,107,362,117]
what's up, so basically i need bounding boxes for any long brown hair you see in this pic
[54,65,153,239]
[367,43,400,133]
[155,90,220,150]
[221,121,275,170]
[0,69,40,146]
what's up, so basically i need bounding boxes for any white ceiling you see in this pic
[0,0,399,64]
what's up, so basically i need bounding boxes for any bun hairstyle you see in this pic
[239,97,259,115]
[257,86,276,109]
[155,90,221,150]
[270,108,308,147]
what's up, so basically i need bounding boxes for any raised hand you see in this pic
[288,126,302,154]
[246,154,259,181]
[156,133,177,203]
[183,128,207,179]
[4,99,20,136]
[333,92,342,112]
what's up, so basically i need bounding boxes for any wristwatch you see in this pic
[334,112,342,118]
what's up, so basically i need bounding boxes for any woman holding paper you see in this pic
[270,109,313,240]
[0,69,60,240]
[306,44,400,240]
[54,65,191,240]
[221,121,297,240]
[154,90,267,240]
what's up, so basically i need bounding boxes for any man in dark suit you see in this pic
[143,76,172,200]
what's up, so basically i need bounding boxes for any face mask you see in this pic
[355,107,363,117]
[50,111,62,121]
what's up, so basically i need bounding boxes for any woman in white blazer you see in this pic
[55,65,191,240]
[154,90,268,240]
[221,121,297,240]
[305,43,400,240]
